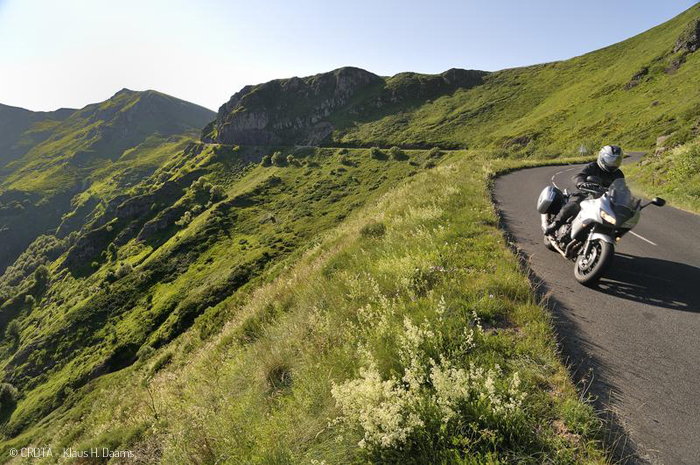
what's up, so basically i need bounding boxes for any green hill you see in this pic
[0,104,74,169]
[1,4,700,463]
[0,90,215,274]
[206,4,700,157]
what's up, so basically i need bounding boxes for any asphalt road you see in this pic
[494,156,700,464]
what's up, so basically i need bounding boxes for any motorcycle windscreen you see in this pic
[608,178,639,224]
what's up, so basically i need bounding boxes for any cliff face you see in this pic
[204,67,384,146]
[204,67,488,146]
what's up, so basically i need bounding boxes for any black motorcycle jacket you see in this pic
[572,162,624,190]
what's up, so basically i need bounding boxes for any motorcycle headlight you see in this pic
[600,210,617,225]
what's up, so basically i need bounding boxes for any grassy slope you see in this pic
[0,104,74,170]
[0,90,215,274]
[0,146,442,455]
[4,6,700,462]
[626,138,700,212]
[334,5,700,155]
[0,152,608,463]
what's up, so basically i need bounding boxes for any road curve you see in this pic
[494,157,700,464]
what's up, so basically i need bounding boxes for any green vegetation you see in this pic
[333,6,700,154]
[0,153,606,463]
[3,4,700,462]
[626,138,700,212]
[0,89,215,274]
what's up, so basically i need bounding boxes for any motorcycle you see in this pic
[536,176,665,285]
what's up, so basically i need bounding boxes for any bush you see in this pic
[115,261,133,279]
[360,221,387,238]
[24,294,35,308]
[0,383,18,411]
[151,351,173,375]
[424,160,437,169]
[271,151,285,166]
[34,265,49,285]
[176,211,193,226]
[429,147,443,158]
[388,146,408,160]
[261,155,272,167]
[209,185,226,201]
[137,345,155,361]
[370,147,384,160]
[5,320,20,341]
[107,242,118,262]
[286,155,300,166]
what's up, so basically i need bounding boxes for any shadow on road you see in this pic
[597,253,700,313]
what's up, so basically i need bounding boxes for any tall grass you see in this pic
[39,154,606,463]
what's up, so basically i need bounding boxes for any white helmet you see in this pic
[597,145,623,172]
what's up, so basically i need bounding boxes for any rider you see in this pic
[545,145,625,235]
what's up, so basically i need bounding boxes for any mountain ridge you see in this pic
[0,89,215,275]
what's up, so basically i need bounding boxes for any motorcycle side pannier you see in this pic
[536,185,564,214]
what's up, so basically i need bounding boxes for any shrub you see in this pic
[286,155,300,166]
[271,151,285,166]
[24,294,35,308]
[115,261,133,279]
[360,221,386,238]
[34,265,49,285]
[0,383,18,411]
[261,155,272,167]
[210,185,226,201]
[429,147,443,158]
[388,146,408,160]
[151,351,173,375]
[137,345,155,361]
[424,160,437,169]
[107,242,118,261]
[5,320,20,341]
[370,147,384,160]
[176,211,193,226]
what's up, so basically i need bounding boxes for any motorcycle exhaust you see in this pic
[547,236,569,259]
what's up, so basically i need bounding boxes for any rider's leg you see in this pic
[545,199,581,234]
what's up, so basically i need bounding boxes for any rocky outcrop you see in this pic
[673,19,700,54]
[204,67,488,146]
[626,66,649,90]
[204,67,383,146]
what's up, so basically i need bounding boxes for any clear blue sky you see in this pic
[0,0,696,112]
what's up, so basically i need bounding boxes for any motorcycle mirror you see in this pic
[586,175,602,184]
[651,197,666,207]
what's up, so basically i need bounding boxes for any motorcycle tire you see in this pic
[574,239,614,286]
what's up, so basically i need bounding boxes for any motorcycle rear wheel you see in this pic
[574,240,614,286]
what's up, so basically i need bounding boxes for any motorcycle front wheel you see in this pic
[574,239,614,286]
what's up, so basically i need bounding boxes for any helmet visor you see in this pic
[600,152,622,170]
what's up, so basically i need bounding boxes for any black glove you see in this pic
[577,182,599,190]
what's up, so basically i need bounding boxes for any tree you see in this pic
[261,155,272,167]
